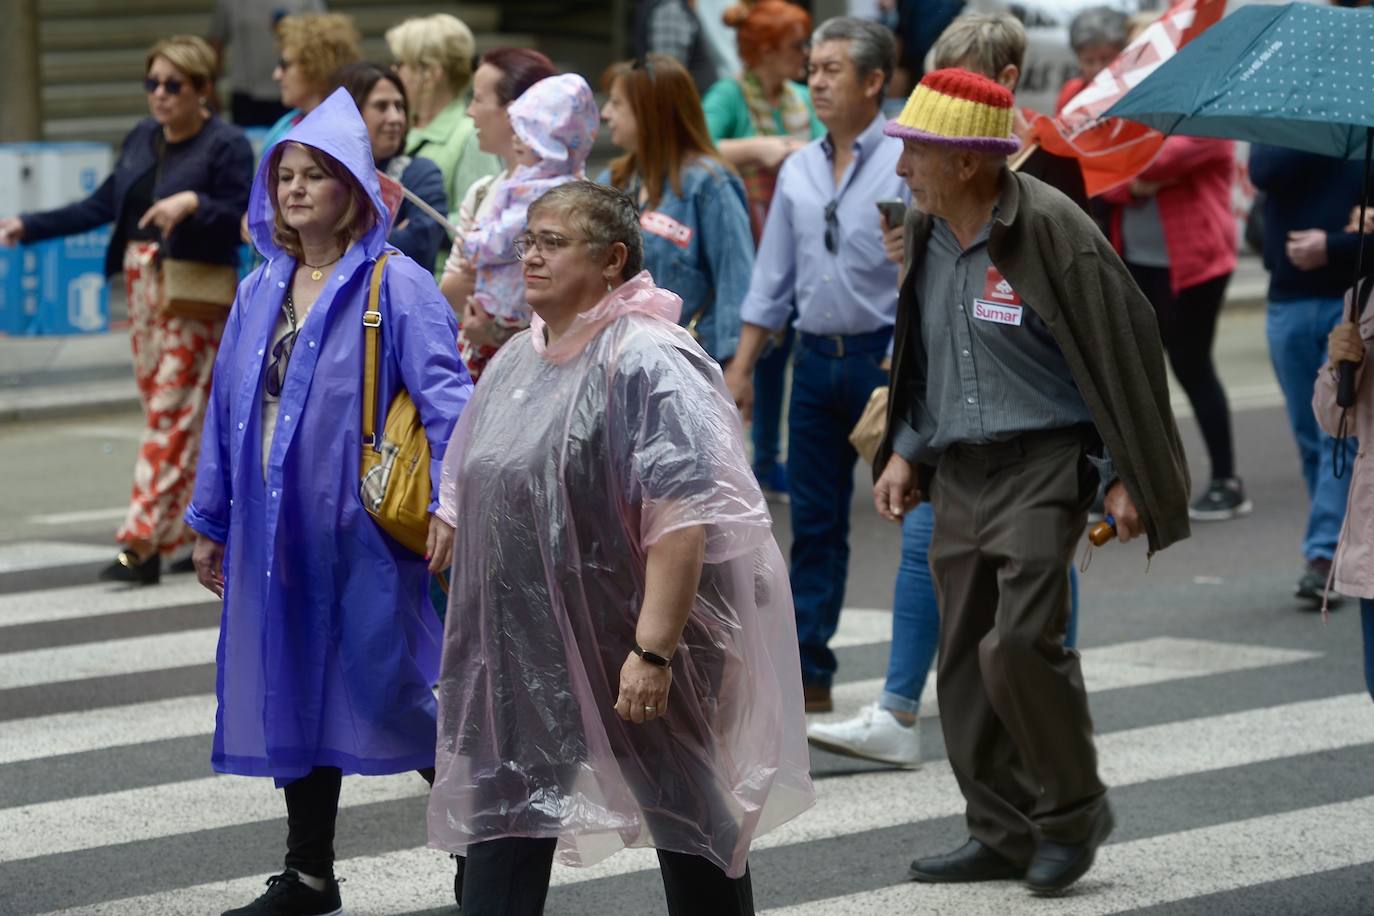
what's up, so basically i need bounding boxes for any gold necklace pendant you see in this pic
[310,269,323,281]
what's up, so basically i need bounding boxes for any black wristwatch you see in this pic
[633,642,672,668]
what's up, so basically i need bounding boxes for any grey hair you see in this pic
[527,181,645,281]
[1068,6,1129,53]
[811,16,897,92]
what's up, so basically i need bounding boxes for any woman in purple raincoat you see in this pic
[185,89,472,916]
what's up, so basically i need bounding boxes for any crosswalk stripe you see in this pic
[829,609,893,649]
[0,628,219,690]
[16,690,1372,885]
[0,695,216,766]
[0,542,113,575]
[817,637,1321,722]
[26,507,130,526]
[1,636,1318,766]
[0,578,214,627]
[759,794,1374,915]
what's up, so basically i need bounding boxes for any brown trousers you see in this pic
[928,426,1109,867]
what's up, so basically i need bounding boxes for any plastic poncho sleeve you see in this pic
[610,326,771,563]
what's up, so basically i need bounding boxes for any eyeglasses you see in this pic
[513,232,591,261]
[276,57,294,72]
[143,77,185,96]
[824,200,839,254]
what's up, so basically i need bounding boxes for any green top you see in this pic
[405,97,502,275]
[701,77,823,143]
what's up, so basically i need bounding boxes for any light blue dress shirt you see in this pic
[739,112,909,336]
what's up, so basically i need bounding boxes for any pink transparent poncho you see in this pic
[428,272,814,877]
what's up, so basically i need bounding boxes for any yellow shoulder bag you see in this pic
[359,253,432,555]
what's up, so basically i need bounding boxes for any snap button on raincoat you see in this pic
[185,89,473,782]
[428,272,813,877]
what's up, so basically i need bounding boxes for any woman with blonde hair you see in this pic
[260,12,363,152]
[0,36,252,584]
[388,13,502,272]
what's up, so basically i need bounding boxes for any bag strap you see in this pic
[361,252,391,448]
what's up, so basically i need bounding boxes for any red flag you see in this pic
[376,169,405,230]
[1028,0,1226,196]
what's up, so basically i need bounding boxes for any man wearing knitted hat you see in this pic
[873,68,1191,895]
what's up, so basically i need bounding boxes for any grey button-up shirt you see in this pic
[893,213,1103,468]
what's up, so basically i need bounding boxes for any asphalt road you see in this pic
[3,307,1373,915]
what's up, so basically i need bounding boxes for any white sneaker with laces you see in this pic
[806,703,920,768]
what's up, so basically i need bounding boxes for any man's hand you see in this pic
[192,534,226,598]
[881,218,904,266]
[426,515,455,574]
[139,191,199,237]
[873,452,921,523]
[724,362,755,423]
[614,651,673,724]
[1328,321,1365,367]
[1286,229,1328,271]
[1102,481,1143,544]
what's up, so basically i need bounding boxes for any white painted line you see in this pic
[759,796,1374,915]
[0,542,113,575]
[0,628,219,690]
[26,507,129,526]
[3,770,429,863]
[0,578,215,627]
[830,609,893,649]
[29,692,1374,903]
[813,638,1321,725]
[0,695,217,766]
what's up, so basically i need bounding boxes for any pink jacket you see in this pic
[1102,137,1238,295]
[1313,282,1374,600]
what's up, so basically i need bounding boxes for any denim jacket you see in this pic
[599,159,754,363]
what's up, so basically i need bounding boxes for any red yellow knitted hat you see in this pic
[884,68,1020,155]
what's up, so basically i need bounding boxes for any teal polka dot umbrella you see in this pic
[1107,1,1374,411]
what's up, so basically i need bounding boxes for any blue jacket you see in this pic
[21,116,252,276]
[185,89,472,781]
[599,159,754,363]
[382,154,449,270]
[1250,144,1374,302]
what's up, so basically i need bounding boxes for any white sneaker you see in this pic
[806,703,920,768]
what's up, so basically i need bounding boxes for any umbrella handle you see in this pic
[1338,361,1359,408]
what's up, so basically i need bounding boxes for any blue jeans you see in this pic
[880,501,1079,715]
[789,331,891,687]
[752,324,795,478]
[1266,298,1356,562]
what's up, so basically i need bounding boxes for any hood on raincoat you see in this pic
[507,74,599,178]
[247,88,389,263]
[529,270,682,364]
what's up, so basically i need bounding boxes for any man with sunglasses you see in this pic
[724,17,908,714]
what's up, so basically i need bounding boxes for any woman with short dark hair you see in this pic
[428,180,813,916]
[335,61,449,268]
[185,89,472,916]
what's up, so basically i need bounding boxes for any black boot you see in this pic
[99,549,161,585]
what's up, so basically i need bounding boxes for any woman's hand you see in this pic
[138,191,200,238]
[192,534,226,598]
[426,515,455,574]
[1329,321,1365,367]
[1347,206,1374,235]
[1286,229,1328,271]
[0,217,23,247]
[461,296,498,348]
[440,257,476,314]
[756,136,807,171]
[615,651,673,724]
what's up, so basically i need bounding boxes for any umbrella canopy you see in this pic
[1104,2,1374,159]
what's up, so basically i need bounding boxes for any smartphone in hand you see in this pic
[876,199,907,229]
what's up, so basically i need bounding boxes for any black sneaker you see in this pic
[453,854,465,906]
[98,550,161,585]
[222,870,342,916]
[1296,558,1344,610]
[1188,478,1253,521]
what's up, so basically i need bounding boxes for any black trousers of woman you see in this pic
[458,836,754,916]
[1127,264,1236,482]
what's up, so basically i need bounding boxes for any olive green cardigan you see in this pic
[878,169,1192,554]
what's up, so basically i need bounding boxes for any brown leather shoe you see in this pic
[803,683,832,713]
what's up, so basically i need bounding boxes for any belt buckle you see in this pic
[829,334,845,358]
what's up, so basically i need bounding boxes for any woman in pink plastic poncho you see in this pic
[429,181,813,915]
